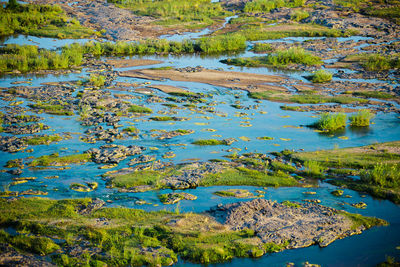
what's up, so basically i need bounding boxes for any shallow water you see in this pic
[1,33,400,266]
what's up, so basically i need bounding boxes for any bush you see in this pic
[349,109,374,127]
[312,112,347,132]
[311,69,332,83]
[361,163,400,188]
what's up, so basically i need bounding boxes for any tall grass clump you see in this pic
[361,163,400,188]
[0,44,81,72]
[89,74,106,87]
[291,10,309,21]
[349,109,374,127]
[221,47,321,68]
[312,112,347,132]
[304,160,326,177]
[311,69,332,83]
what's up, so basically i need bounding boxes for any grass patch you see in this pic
[150,116,174,121]
[29,101,73,116]
[223,23,355,41]
[221,47,322,68]
[89,74,106,87]
[251,43,274,53]
[351,91,393,99]
[108,0,231,28]
[344,53,400,71]
[29,153,91,167]
[349,109,374,127]
[25,134,63,145]
[201,167,298,187]
[310,69,332,83]
[0,3,95,38]
[128,104,153,114]
[192,139,228,146]
[249,91,366,104]
[338,211,388,230]
[360,163,400,188]
[110,169,173,189]
[311,112,347,132]
[0,44,83,73]
[243,0,305,13]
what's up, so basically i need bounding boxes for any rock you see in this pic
[87,144,145,164]
[351,202,367,209]
[159,192,197,204]
[77,198,105,215]
[331,190,344,197]
[0,243,55,266]
[208,199,364,249]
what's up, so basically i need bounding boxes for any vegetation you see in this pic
[361,163,400,188]
[249,90,367,105]
[0,44,83,73]
[310,69,332,83]
[290,10,309,21]
[291,141,400,203]
[89,74,106,87]
[304,160,326,177]
[128,104,153,114]
[222,23,356,41]
[108,0,230,28]
[221,47,322,68]
[29,153,91,167]
[349,109,374,127]
[311,112,347,132]
[25,134,63,145]
[344,53,400,71]
[192,139,229,145]
[243,0,305,13]
[251,43,274,53]
[29,101,73,116]
[0,3,95,38]
[201,166,298,187]
[350,91,393,99]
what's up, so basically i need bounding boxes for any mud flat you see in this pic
[107,59,164,68]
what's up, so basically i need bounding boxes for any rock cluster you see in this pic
[209,199,365,248]
[87,144,145,164]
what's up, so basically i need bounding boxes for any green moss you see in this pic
[128,104,153,114]
[150,116,174,121]
[29,153,91,167]
[123,126,139,133]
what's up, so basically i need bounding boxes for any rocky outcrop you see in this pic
[87,144,145,164]
[0,243,55,267]
[209,199,367,248]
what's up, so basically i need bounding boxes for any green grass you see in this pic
[25,134,63,145]
[108,0,230,28]
[29,153,91,167]
[128,104,153,114]
[351,91,393,99]
[150,116,174,121]
[311,69,332,83]
[281,200,301,208]
[221,47,322,68]
[110,169,172,189]
[251,43,274,53]
[311,112,347,132]
[349,109,374,127]
[304,160,326,177]
[249,91,366,104]
[243,0,305,13]
[360,163,400,188]
[29,101,73,116]
[123,126,139,133]
[338,211,388,230]
[192,139,228,146]
[290,10,309,21]
[0,3,96,38]
[344,53,400,71]
[201,167,298,187]
[223,23,356,41]
[0,44,83,73]
[89,74,106,87]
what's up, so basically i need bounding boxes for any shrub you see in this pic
[349,109,374,127]
[311,69,332,83]
[312,112,347,131]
